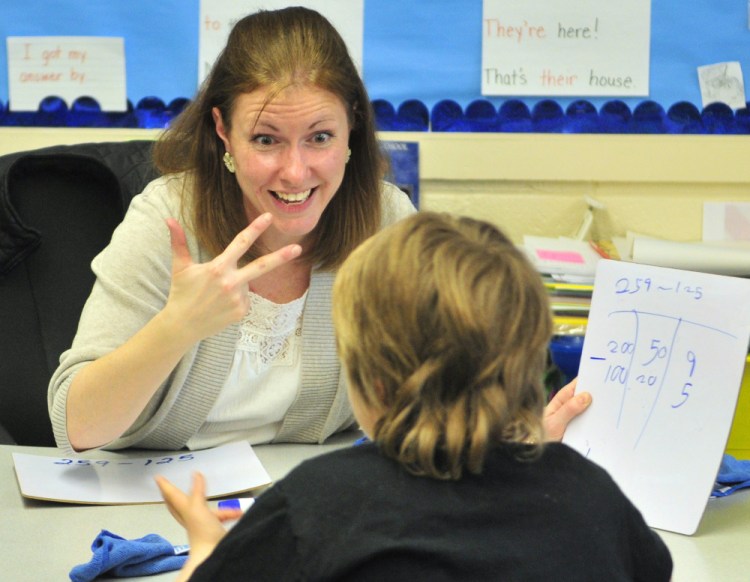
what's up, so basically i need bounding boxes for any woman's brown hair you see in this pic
[333,212,553,480]
[153,7,385,269]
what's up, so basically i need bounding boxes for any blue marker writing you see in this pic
[217,498,255,512]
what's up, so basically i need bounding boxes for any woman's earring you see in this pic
[346,148,352,164]
[223,151,236,174]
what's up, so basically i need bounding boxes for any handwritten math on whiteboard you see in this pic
[481,0,651,97]
[563,259,750,535]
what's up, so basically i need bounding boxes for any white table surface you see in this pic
[1,433,357,582]
[2,434,749,582]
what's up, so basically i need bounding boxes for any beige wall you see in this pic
[380,131,750,244]
[2,128,749,243]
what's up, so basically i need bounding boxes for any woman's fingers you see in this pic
[213,213,302,283]
[166,218,194,274]
[236,243,302,284]
[220,213,274,265]
[216,213,303,284]
[164,213,301,342]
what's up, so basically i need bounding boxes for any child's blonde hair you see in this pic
[333,212,553,480]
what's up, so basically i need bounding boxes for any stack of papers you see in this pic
[542,278,593,334]
[523,236,602,333]
[523,236,602,283]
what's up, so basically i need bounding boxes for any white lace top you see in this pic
[186,289,307,449]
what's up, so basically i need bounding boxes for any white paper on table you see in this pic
[12,441,270,504]
[632,236,750,277]
[563,259,750,535]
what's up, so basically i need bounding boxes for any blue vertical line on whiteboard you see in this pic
[616,309,640,430]
[635,317,683,450]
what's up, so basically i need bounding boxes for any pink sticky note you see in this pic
[536,249,585,264]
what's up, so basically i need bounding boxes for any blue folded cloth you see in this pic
[711,454,750,498]
[69,529,188,582]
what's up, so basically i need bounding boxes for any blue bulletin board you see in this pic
[1,0,749,131]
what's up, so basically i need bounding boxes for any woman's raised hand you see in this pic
[164,213,302,343]
[64,213,301,451]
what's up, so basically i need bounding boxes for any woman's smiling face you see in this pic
[213,84,351,252]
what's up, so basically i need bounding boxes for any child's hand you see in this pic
[543,378,592,442]
[155,472,242,581]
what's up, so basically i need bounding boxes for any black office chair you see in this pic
[0,140,159,446]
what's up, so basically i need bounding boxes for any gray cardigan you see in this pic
[48,174,415,451]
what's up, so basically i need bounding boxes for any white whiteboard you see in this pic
[481,0,651,97]
[563,259,750,535]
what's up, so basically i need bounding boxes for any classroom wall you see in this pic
[1,0,749,113]
[2,3,748,459]
[3,125,749,459]
[391,131,750,244]
[2,127,748,244]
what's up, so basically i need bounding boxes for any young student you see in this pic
[157,212,672,581]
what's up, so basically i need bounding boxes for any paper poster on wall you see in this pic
[481,0,651,97]
[198,0,363,86]
[697,61,746,110]
[6,36,127,111]
[563,259,750,535]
